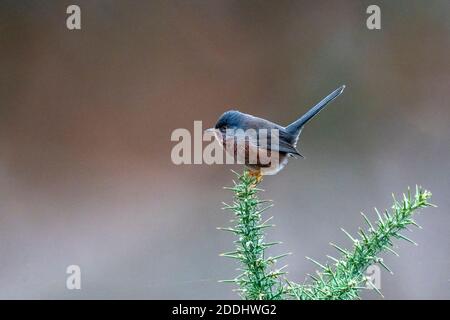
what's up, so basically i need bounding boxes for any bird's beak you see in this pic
[205,128,216,134]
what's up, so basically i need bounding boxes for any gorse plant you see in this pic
[219,171,434,300]
[219,172,287,299]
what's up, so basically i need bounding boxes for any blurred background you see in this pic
[0,0,449,299]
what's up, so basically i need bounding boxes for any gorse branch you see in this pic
[287,186,434,300]
[220,171,288,299]
[220,170,434,300]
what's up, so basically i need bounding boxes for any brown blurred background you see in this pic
[0,0,449,299]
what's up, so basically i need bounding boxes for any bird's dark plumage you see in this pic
[210,85,345,175]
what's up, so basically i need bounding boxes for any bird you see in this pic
[206,85,345,182]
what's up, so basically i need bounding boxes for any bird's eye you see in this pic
[220,125,227,131]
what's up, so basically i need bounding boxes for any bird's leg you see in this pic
[248,169,263,185]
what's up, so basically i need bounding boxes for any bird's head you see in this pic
[204,110,245,142]
[214,110,243,133]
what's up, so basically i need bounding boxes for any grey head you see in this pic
[214,110,244,134]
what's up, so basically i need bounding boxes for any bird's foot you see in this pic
[248,169,263,185]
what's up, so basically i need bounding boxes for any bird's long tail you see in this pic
[285,85,345,137]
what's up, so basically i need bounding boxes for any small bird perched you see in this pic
[206,85,345,181]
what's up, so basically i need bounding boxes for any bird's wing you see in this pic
[240,114,303,156]
[256,128,302,156]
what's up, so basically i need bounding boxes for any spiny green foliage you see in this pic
[219,171,288,299]
[287,185,434,300]
[220,170,434,300]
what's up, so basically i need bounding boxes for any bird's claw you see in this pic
[248,170,263,185]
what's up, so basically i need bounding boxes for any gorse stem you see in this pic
[220,171,287,299]
[220,170,434,300]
